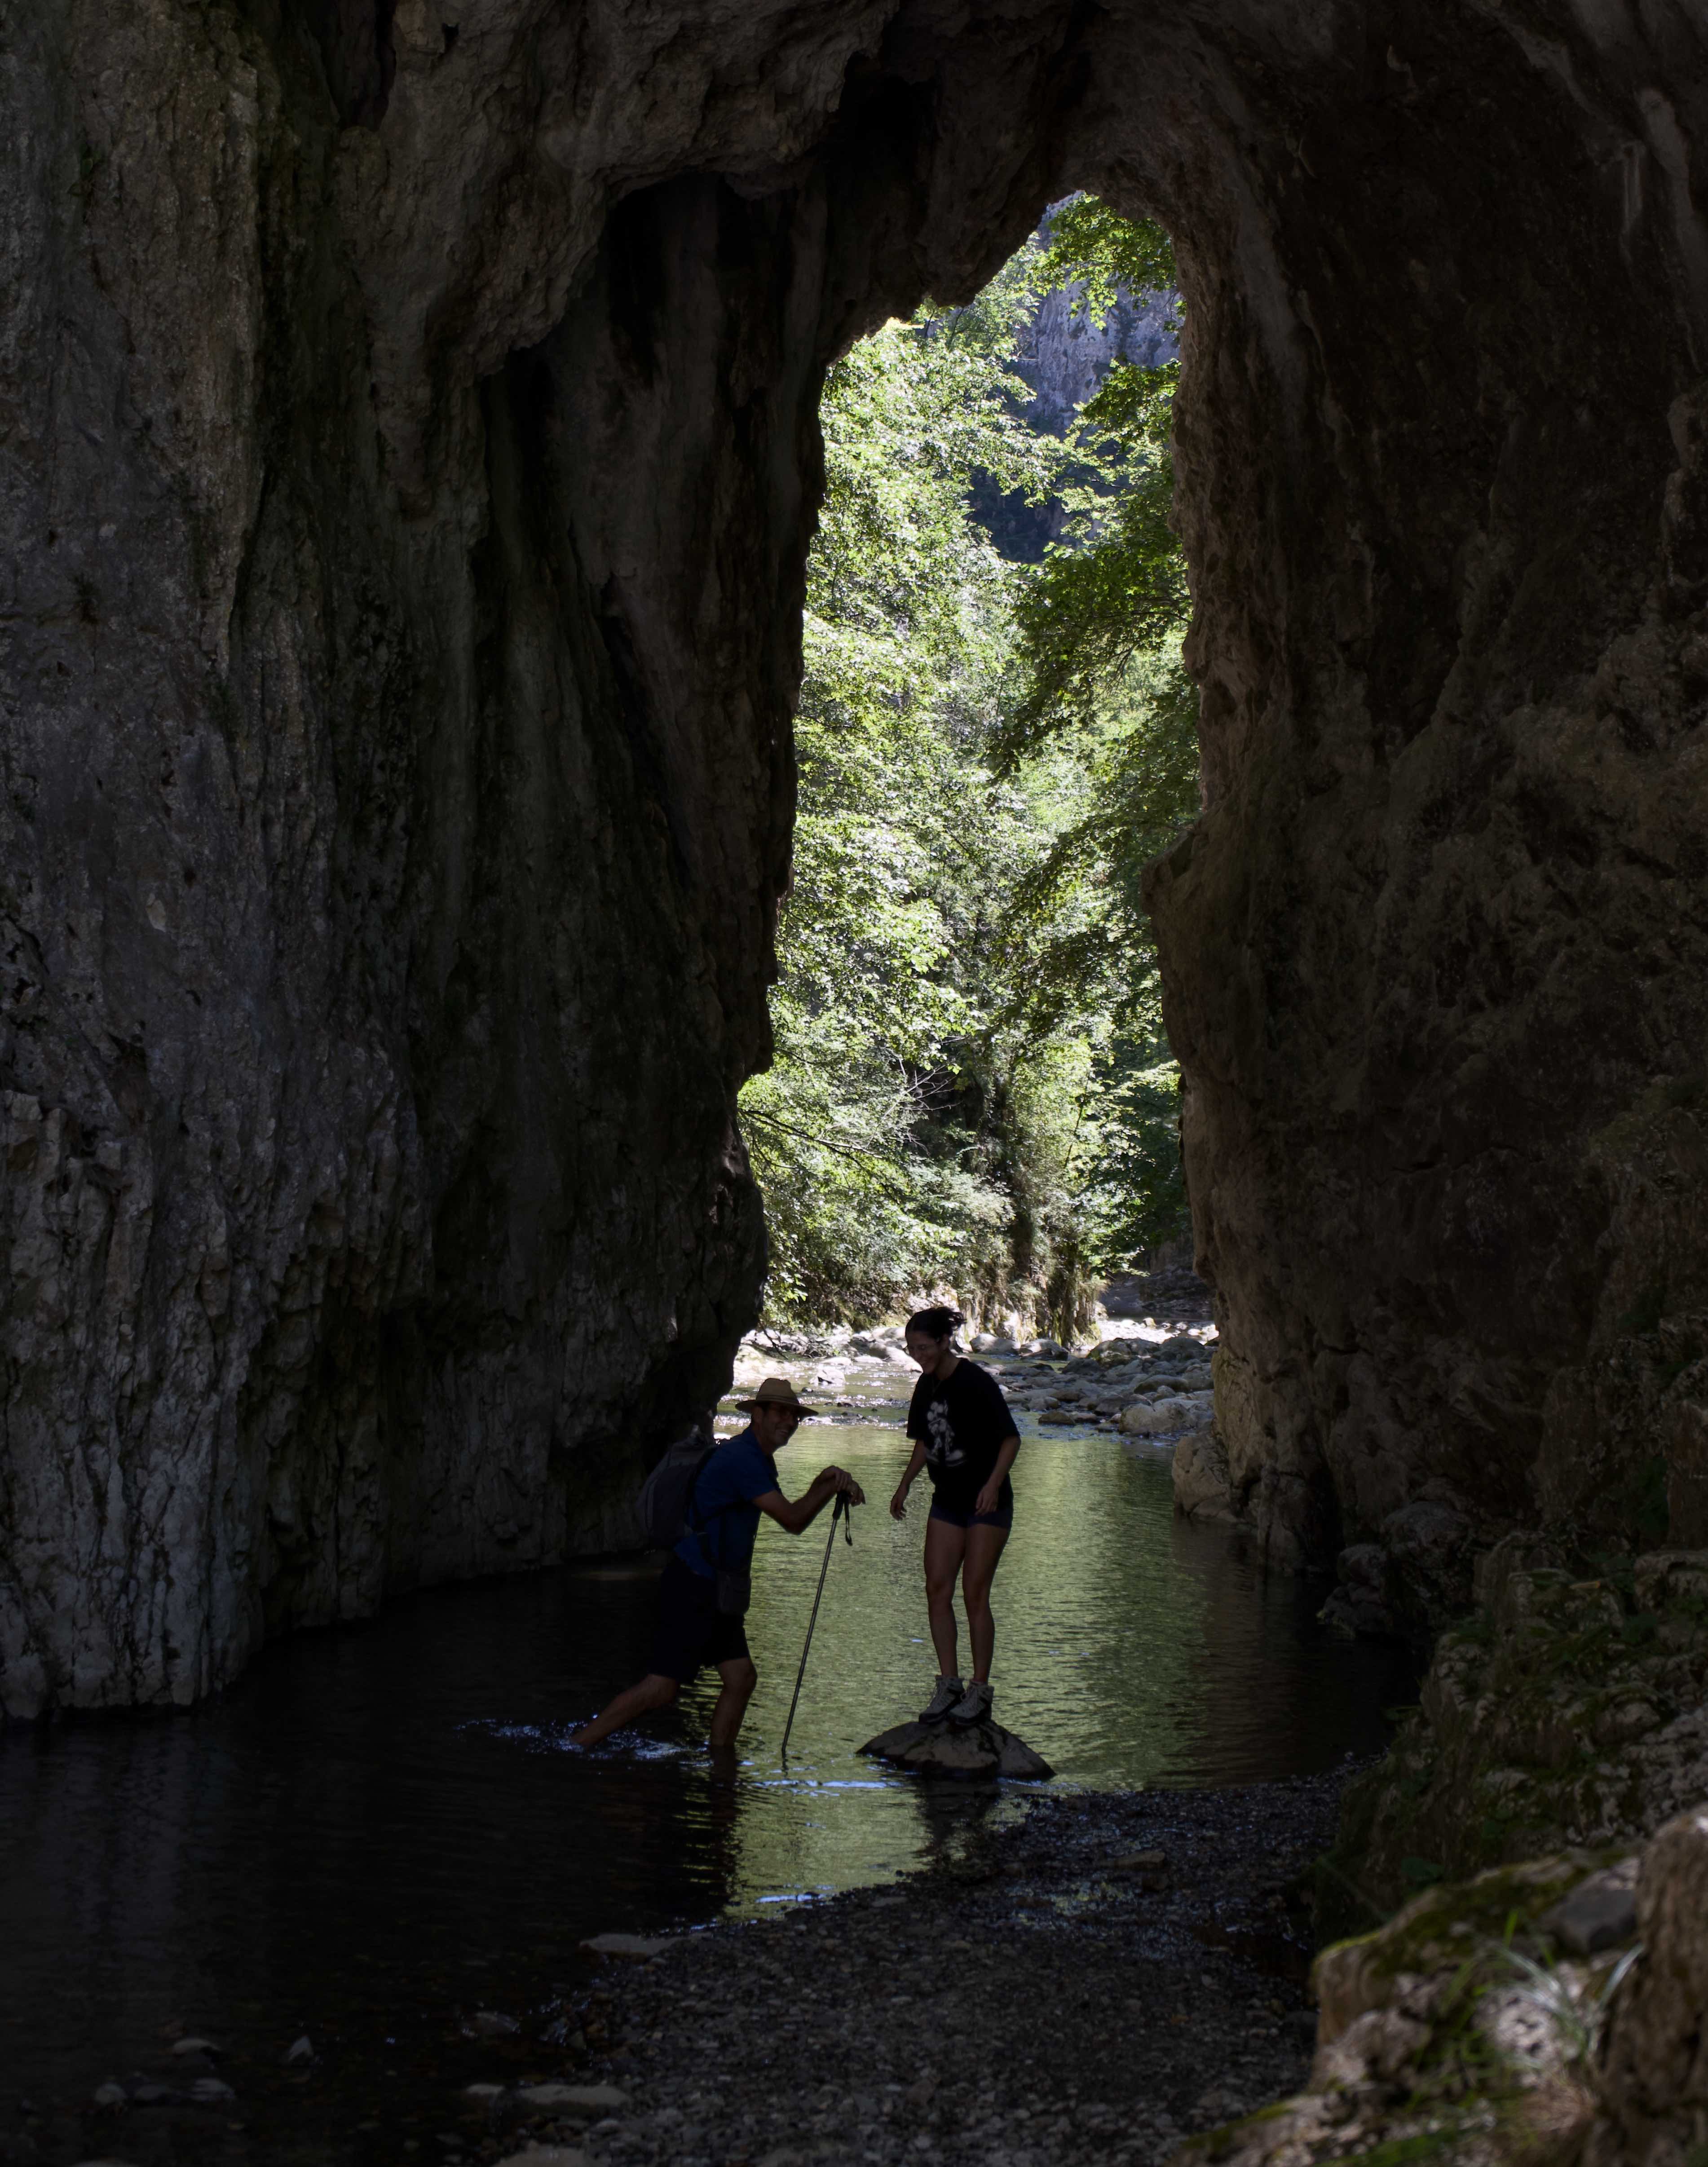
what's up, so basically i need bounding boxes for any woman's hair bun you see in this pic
[905,1304,965,1340]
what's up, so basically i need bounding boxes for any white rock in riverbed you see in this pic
[1120,1398,1195,1434]
[463,2010,520,2037]
[514,2084,631,2117]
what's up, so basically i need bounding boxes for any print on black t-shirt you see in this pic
[906,1360,1019,1514]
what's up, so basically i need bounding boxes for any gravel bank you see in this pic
[456,1773,1347,2167]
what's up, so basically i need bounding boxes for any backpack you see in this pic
[637,1432,716,1549]
[636,1429,752,1615]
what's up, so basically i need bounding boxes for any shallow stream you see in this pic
[0,1417,1412,2163]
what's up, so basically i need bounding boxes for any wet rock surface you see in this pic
[447,1778,1342,2167]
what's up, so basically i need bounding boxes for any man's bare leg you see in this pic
[570,1672,678,1748]
[707,1655,757,1748]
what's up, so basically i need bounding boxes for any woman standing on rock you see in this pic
[891,1305,1021,1727]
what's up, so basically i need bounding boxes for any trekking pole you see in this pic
[780,1490,852,1769]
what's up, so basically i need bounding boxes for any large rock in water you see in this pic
[1171,1426,1240,1524]
[860,1720,1053,1781]
[4,0,1708,1712]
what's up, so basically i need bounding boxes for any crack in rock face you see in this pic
[2,0,1707,1714]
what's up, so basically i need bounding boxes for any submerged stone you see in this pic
[859,1718,1053,1780]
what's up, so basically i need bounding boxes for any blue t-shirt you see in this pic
[674,1429,782,1579]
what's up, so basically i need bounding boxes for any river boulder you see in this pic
[860,1720,1053,1781]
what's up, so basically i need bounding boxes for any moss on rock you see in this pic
[1322,1540,1708,1925]
[1172,1843,1644,2167]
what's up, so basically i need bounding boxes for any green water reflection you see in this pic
[657,1424,1412,1911]
[0,1420,1412,2137]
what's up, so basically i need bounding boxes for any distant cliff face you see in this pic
[1013,280,1181,434]
[4,0,1707,1715]
[974,247,1182,559]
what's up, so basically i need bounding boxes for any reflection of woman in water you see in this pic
[889,1305,1021,1728]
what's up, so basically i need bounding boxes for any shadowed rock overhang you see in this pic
[1,0,1705,1714]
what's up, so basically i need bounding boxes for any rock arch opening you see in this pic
[1,1,1704,1716]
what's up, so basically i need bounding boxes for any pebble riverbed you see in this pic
[450,1772,1345,2167]
[731,1267,1224,1448]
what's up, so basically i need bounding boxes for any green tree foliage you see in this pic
[741,199,1200,1330]
[1000,362,1188,759]
[996,209,1201,1271]
[1030,196,1176,325]
[739,322,1057,1324]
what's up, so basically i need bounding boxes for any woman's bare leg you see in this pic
[923,1517,967,1677]
[960,1523,1010,1683]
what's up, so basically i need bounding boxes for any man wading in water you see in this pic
[571,1380,864,1751]
[891,1305,1021,1726]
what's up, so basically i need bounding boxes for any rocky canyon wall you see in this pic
[0,0,1069,1718]
[1137,0,1708,1606]
[2,0,1705,1714]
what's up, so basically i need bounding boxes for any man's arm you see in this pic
[756,1465,864,1534]
[972,1433,1020,1517]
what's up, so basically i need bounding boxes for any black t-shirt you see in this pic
[906,1359,1019,1513]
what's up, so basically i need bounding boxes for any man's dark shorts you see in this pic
[648,1555,751,1683]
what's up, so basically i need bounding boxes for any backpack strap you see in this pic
[686,1446,749,1565]
[684,1448,716,1528]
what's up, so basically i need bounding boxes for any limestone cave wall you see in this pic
[1,0,1705,1713]
[1139,2,1708,1605]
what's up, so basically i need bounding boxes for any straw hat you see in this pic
[737,1376,819,1419]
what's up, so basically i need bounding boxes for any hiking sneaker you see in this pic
[919,1675,964,1723]
[949,1680,993,1726]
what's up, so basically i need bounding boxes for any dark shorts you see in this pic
[927,1498,1014,1531]
[648,1555,751,1683]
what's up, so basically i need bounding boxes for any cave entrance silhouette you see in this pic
[2,3,1705,1718]
[739,206,1194,1353]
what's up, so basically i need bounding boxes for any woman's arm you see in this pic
[973,1433,1020,1518]
[890,1441,928,1519]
